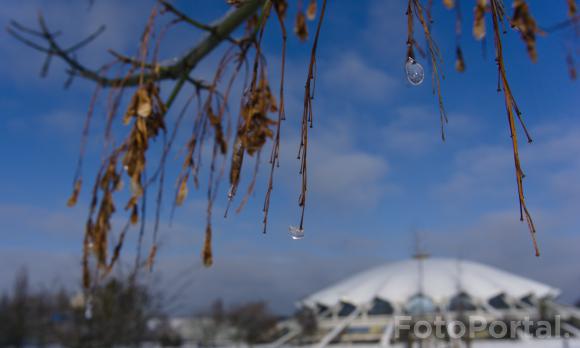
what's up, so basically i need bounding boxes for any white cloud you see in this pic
[423,119,580,304]
[434,144,513,200]
[39,110,81,134]
[381,106,482,156]
[434,120,580,207]
[0,203,83,238]
[382,106,440,155]
[321,53,398,103]
[279,123,392,211]
[362,0,407,60]
[310,145,389,208]
[428,209,580,304]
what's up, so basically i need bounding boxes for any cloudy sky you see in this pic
[1,0,579,314]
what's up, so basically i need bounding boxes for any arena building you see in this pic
[272,256,580,348]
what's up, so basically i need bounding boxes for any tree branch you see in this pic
[8,0,264,88]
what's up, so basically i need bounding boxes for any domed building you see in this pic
[274,256,580,348]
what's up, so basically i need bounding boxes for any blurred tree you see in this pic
[0,272,162,348]
[227,301,279,344]
[295,307,317,338]
[198,298,227,346]
[0,269,29,348]
[62,277,157,348]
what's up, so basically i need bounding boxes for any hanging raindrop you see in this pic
[405,57,425,86]
[288,226,305,240]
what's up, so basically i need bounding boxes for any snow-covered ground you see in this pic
[285,340,580,348]
[168,338,580,348]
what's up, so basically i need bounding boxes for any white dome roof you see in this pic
[301,258,559,308]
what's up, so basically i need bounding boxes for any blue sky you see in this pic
[0,0,579,314]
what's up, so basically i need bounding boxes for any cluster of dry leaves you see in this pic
[69,0,328,283]
[8,0,579,289]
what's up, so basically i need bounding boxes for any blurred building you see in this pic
[272,256,580,348]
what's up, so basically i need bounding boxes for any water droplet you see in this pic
[405,57,425,86]
[289,226,304,240]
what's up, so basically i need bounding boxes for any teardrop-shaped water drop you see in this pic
[289,226,304,240]
[405,57,425,86]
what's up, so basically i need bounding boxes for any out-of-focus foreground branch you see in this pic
[7,0,264,87]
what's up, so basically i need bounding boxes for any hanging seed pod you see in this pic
[567,51,577,80]
[82,233,91,289]
[307,0,317,20]
[511,0,541,63]
[124,87,152,124]
[473,0,487,40]
[228,141,244,200]
[455,46,466,72]
[146,244,157,272]
[208,107,228,155]
[273,0,288,18]
[567,0,577,18]
[443,0,455,10]
[202,224,213,267]
[226,0,243,7]
[130,204,139,225]
[294,11,308,41]
[238,76,277,155]
[67,179,82,207]
[175,179,188,206]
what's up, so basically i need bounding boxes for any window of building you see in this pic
[448,292,477,312]
[368,298,394,316]
[338,302,357,317]
[488,294,510,310]
[405,294,436,315]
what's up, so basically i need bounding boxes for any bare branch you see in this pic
[8,0,264,87]
[159,0,238,44]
